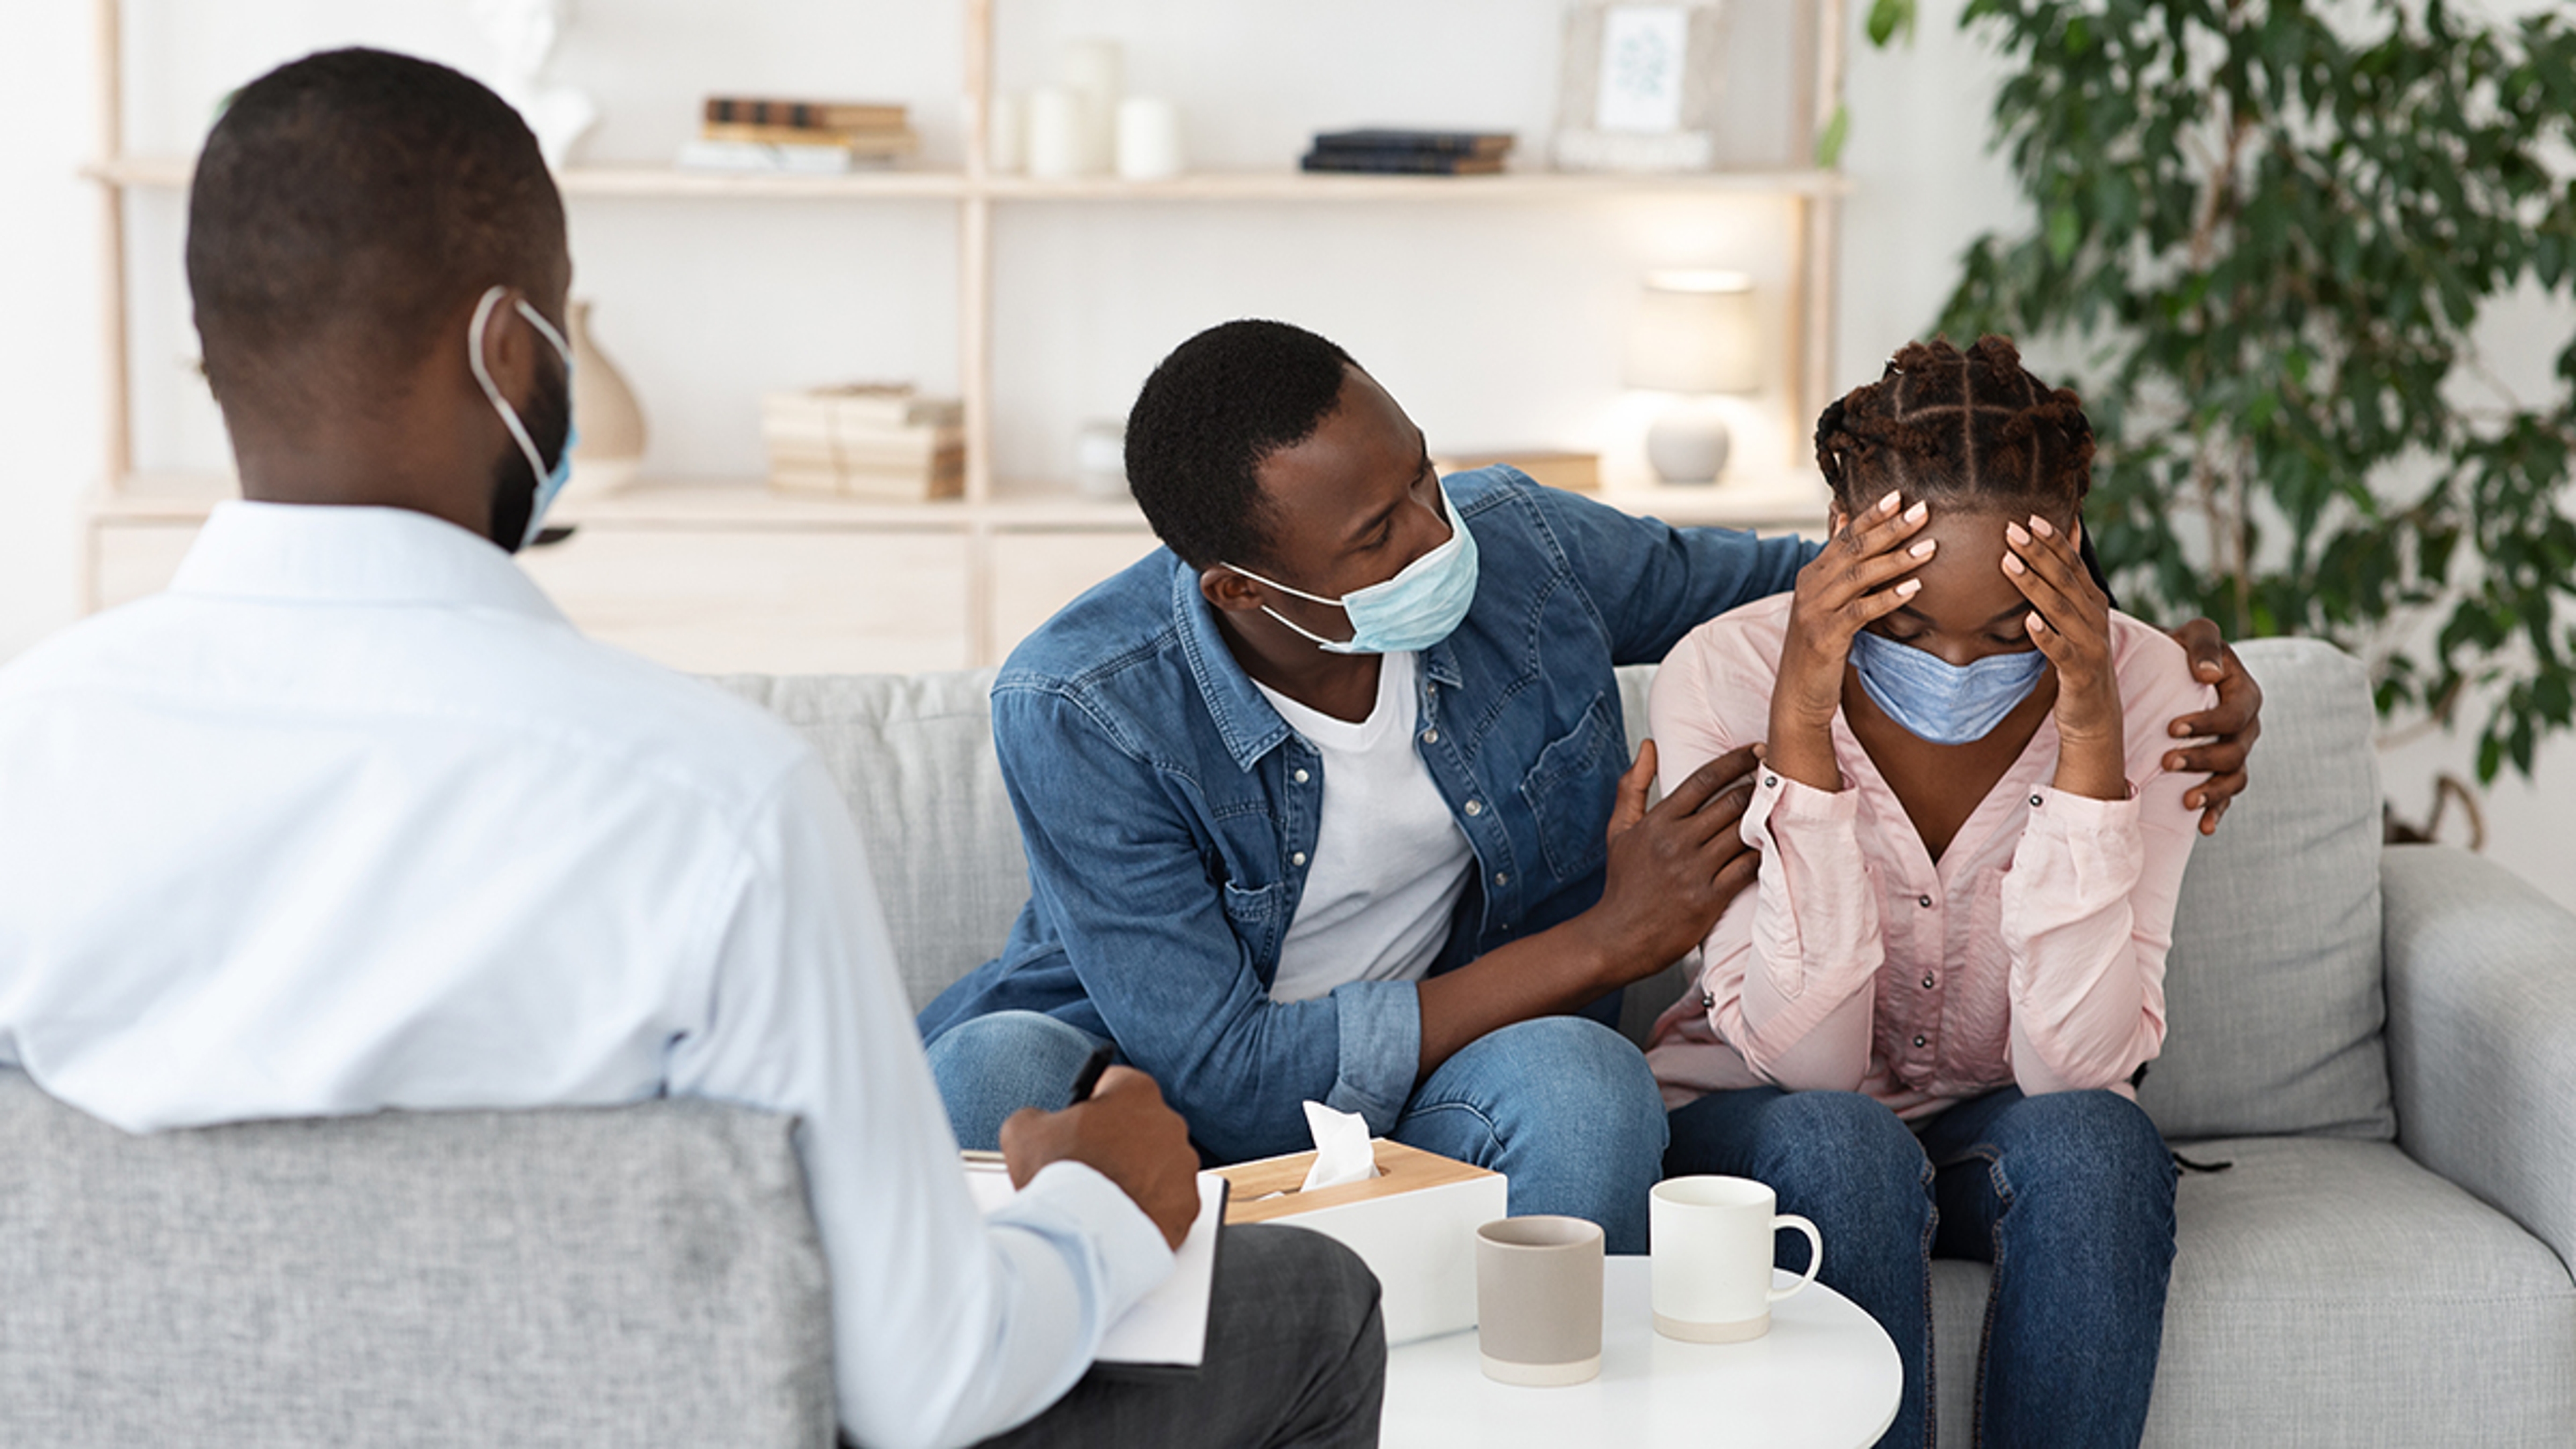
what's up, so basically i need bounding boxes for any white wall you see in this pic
[2,0,2571,907]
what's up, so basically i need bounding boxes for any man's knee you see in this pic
[1470,1016,1666,1148]
[924,1011,1105,1150]
[1229,1224,1385,1371]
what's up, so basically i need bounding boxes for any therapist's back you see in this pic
[0,48,1387,1449]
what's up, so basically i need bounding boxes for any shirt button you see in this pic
[1764,773,1779,788]
[1291,852,1308,867]
[1464,799,1483,816]
[1422,729,1440,745]
[2030,793,2044,807]
[1293,768,1310,784]
[1918,894,1933,908]
[1913,1034,1929,1049]
[1493,871,1509,886]
[1923,973,1937,990]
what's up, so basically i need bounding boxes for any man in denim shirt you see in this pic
[919,321,2259,1252]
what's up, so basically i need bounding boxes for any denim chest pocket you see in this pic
[1519,692,1620,882]
[1220,879,1292,975]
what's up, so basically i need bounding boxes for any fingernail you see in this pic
[1878,490,1902,515]
[1896,578,1921,596]
[1911,539,1936,557]
[2029,611,2047,631]
[2199,663,2221,679]
[2006,521,2031,545]
[2171,720,2190,737]
[2031,516,2055,538]
[2003,553,2027,574]
[1904,500,1929,523]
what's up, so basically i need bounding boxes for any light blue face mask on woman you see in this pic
[466,284,579,550]
[1848,628,2051,746]
[1225,481,1481,655]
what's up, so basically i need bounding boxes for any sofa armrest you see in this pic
[2382,844,2576,1273]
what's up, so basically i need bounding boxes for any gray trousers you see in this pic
[973,1223,1387,1449]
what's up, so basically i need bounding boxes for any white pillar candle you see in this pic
[1025,85,1085,180]
[1059,38,1122,174]
[985,91,1024,174]
[1116,97,1183,181]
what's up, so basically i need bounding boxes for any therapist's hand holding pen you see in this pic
[1000,1044,1201,1250]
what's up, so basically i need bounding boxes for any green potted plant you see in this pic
[1862,0,2576,790]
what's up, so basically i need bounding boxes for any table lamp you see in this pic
[1625,270,1759,486]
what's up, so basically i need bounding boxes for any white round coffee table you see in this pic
[1381,1257,1900,1448]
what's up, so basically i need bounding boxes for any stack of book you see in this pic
[761,385,964,502]
[1299,129,1515,176]
[679,97,919,175]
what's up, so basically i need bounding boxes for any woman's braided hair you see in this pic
[1814,335,2095,518]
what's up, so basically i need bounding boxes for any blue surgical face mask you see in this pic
[467,284,578,550]
[1848,628,2050,745]
[1225,481,1480,655]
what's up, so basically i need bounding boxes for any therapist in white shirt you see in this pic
[0,48,1382,1449]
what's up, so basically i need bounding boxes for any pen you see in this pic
[1067,1042,1116,1104]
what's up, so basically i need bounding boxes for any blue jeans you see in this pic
[1664,1085,2175,1449]
[928,1010,1669,1253]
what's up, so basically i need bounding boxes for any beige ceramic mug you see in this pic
[1650,1175,1823,1342]
[1474,1215,1605,1385]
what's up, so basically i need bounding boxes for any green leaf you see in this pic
[1866,0,1917,50]
[1815,105,1851,169]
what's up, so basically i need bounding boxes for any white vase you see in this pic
[566,299,645,500]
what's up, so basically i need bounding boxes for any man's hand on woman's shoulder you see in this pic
[2161,619,2263,836]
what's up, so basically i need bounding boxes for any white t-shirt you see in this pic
[1253,651,1476,1004]
[0,501,1169,1449]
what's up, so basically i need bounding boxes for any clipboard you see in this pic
[963,1157,1230,1373]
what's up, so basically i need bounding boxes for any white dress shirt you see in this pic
[0,501,1171,1449]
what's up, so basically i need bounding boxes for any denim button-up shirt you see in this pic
[917,468,1815,1161]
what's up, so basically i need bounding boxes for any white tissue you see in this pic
[1299,1100,1381,1192]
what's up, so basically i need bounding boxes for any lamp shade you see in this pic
[1624,270,1759,395]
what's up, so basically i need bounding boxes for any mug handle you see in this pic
[1769,1213,1823,1303]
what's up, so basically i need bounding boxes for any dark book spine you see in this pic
[1300,150,1494,175]
[1308,130,1510,157]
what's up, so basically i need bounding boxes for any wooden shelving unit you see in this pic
[81,0,1849,671]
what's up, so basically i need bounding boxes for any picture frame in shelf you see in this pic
[1552,1,1730,174]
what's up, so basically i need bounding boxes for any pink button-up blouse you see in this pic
[1643,593,2215,1119]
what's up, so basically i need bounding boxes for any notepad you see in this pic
[963,1160,1228,1371]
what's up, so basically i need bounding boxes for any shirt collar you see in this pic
[168,500,570,625]
[1171,559,1293,773]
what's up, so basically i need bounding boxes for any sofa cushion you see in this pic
[2134,638,2393,1140]
[1929,1136,2576,1448]
[0,1071,833,1449]
[712,670,1020,1012]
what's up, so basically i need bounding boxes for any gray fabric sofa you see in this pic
[7,638,2573,1446]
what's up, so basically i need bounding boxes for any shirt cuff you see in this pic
[1005,1159,1178,1327]
[2022,781,2142,828]
[1322,978,1423,1135]
[1743,767,1858,847]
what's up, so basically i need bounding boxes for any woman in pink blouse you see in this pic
[1646,337,2212,1449]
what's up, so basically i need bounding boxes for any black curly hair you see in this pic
[186,48,564,416]
[1814,335,2096,519]
[1124,319,1358,569]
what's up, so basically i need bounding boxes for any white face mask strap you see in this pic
[467,284,550,486]
[1224,560,1341,609]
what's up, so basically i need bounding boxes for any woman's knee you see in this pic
[1992,1089,2176,1213]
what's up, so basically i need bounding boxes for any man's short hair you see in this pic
[1124,319,1357,570]
[186,48,564,413]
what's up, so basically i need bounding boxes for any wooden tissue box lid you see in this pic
[1214,1139,1499,1226]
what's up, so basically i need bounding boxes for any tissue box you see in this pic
[1213,1140,1507,1345]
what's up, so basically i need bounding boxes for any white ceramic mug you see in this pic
[1474,1215,1604,1385]
[1649,1175,1823,1342]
